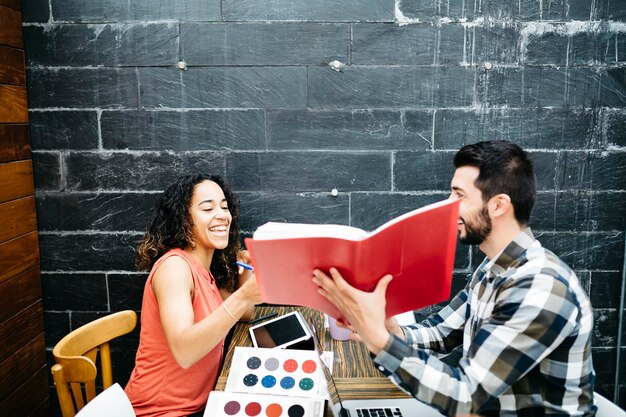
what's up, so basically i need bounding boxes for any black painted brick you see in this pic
[24,24,178,67]
[39,233,139,271]
[226,152,392,192]
[101,110,266,151]
[592,348,618,391]
[65,152,225,191]
[469,25,520,65]
[238,192,350,232]
[222,0,394,22]
[532,191,626,232]
[593,309,619,347]
[567,0,594,20]
[27,68,139,109]
[108,273,147,311]
[36,192,159,232]
[308,66,474,108]
[139,67,307,108]
[524,32,569,66]
[43,312,70,347]
[393,150,459,192]
[352,24,442,65]
[267,109,429,150]
[29,111,99,151]
[605,109,626,147]
[536,231,624,270]
[591,271,623,309]
[571,31,617,65]
[42,273,108,311]
[483,0,542,20]
[181,23,349,65]
[20,0,50,23]
[32,152,61,191]
[49,0,220,22]
[396,0,476,21]
[599,68,626,107]
[432,108,596,151]
[350,192,444,230]
[589,152,626,191]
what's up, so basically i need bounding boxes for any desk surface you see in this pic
[216,305,411,404]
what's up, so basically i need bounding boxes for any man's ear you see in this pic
[489,194,512,218]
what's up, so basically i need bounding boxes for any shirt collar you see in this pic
[484,227,536,276]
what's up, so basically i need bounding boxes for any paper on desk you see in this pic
[226,347,326,398]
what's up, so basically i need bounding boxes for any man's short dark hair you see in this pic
[454,141,536,225]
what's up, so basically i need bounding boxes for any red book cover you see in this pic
[245,199,459,319]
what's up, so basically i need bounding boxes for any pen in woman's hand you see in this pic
[236,261,254,272]
[246,312,277,325]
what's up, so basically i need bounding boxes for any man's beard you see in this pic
[459,204,492,245]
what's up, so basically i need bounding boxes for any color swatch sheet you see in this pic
[204,391,324,417]
[225,347,325,398]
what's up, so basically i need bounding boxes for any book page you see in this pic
[253,222,367,241]
[367,198,455,237]
[225,347,325,398]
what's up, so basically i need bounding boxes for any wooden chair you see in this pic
[51,310,138,417]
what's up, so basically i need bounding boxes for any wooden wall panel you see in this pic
[0,5,22,48]
[0,366,48,416]
[0,124,30,163]
[0,160,34,202]
[0,333,45,402]
[0,232,39,286]
[0,267,41,324]
[0,45,25,85]
[0,0,20,10]
[0,196,37,243]
[0,0,47,414]
[0,302,44,363]
[0,85,28,122]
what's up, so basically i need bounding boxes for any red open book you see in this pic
[245,199,459,318]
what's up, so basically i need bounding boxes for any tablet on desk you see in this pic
[249,311,314,350]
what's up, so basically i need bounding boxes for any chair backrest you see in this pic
[595,392,626,417]
[74,383,135,417]
[51,310,138,417]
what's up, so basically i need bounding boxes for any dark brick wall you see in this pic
[22,0,626,413]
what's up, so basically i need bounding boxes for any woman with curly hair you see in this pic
[125,174,261,417]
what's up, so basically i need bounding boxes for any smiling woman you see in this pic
[125,174,262,417]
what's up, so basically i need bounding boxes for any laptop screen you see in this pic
[307,320,349,417]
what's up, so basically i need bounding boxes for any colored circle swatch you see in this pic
[245,402,262,416]
[301,360,317,374]
[283,359,298,373]
[266,403,282,417]
[280,376,295,389]
[298,377,314,391]
[265,357,279,371]
[247,356,262,370]
[224,400,240,415]
[288,405,305,417]
[243,373,258,386]
[261,375,277,388]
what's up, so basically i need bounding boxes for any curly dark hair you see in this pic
[136,174,241,292]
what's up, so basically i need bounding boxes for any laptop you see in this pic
[308,321,444,417]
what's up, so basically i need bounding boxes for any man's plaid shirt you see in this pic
[373,228,595,416]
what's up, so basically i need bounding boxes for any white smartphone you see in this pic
[248,311,313,350]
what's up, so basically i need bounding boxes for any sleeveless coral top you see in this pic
[125,249,224,417]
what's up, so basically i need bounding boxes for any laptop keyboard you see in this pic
[355,407,403,417]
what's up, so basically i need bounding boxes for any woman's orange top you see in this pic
[125,249,224,417]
